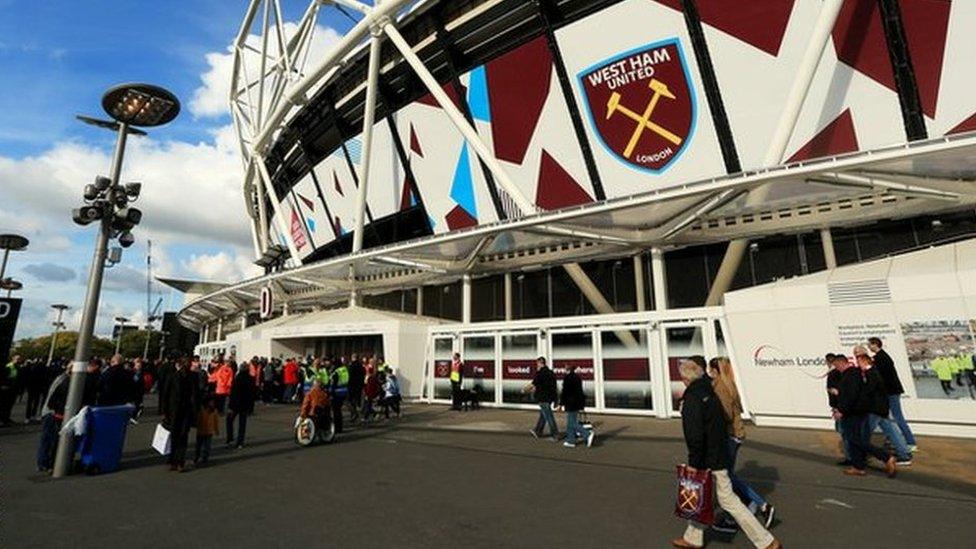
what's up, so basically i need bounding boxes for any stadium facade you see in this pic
[167,0,976,436]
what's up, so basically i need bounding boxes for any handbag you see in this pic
[152,423,172,455]
[674,464,715,525]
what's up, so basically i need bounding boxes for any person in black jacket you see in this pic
[226,362,255,449]
[835,353,896,478]
[558,364,592,448]
[526,357,558,439]
[673,360,780,549]
[347,354,365,421]
[162,358,200,472]
[867,337,916,450]
[156,359,176,415]
[97,354,132,407]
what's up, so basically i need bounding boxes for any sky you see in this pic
[0,0,359,340]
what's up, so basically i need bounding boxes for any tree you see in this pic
[14,331,121,363]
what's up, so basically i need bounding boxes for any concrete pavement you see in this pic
[2,398,975,548]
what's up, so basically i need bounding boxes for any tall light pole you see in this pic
[46,304,70,367]
[53,83,179,479]
[0,278,22,298]
[0,234,29,281]
[114,316,129,355]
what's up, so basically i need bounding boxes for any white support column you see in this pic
[216,317,224,341]
[282,302,290,317]
[651,247,668,311]
[383,23,535,214]
[416,286,424,316]
[821,227,838,270]
[633,253,647,312]
[705,0,844,306]
[255,156,303,265]
[462,274,472,324]
[202,324,210,344]
[504,272,513,321]
[351,8,383,256]
[240,313,248,331]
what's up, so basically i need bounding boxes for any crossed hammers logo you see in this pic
[679,486,700,511]
[606,78,683,159]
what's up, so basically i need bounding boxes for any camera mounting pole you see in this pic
[52,122,129,478]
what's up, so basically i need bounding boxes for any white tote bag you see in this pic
[152,423,172,455]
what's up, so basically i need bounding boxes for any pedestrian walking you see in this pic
[283,358,300,403]
[867,337,917,452]
[835,353,897,477]
[381,368,402,419]
[347,354,365,420]
[362,364,381,424]
[853,346,912,466]
[329,360,349,434]
[227,362,255,449]
[527,357,558,440]
[96,354,131,407]
[210,359,234,414]
[25,359,48,421]
[162,358,200,472]
[558,363,593,448]
[35,365,69,472]
[194,395,219,466]
[0,354,24,426]
[671,359,781,549]
[708,357,775,531]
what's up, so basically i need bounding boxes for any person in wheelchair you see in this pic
[297,379,333,445]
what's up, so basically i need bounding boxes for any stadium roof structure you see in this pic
[177,131,976,329]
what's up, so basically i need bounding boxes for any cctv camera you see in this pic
[124,182,142,198]
[83,184,99,201]
[119,231,135,248]
[116,207,142,225]
[72,205,104,226]
[94,175,112,191]
[114,193,129,208]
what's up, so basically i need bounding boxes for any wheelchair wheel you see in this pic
[295,417,316,446]
[319,419,336,443]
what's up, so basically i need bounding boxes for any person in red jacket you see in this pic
[209,360,235,414]
[362,364,382,424]
[283,359,300,403]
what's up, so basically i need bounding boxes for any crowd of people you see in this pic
[826,337,917,477]
[14,350,404,474]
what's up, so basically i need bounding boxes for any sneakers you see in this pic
[843,467,867,476]
[710,516,739,534]
[529,429,539,439]
[907,444,918,453]
[670,538,702,548]
[896,459,913,467]
[562,441,576,448]
[758,503,776,529]
[586,430,595,448]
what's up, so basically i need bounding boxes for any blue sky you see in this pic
[0,1,357,339]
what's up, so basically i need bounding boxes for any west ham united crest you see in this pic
[579,38,696,174]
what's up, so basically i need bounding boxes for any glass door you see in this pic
[501,332,540,405]
[462,335,497,405]
[659,322,715,417]
[550,330,596,408]
[431,335,456,402]
[600,328,654,412]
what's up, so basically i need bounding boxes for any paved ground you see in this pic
[3,397,975,548]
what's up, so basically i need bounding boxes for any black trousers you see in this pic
[842,414,889,470]
[225,411,248,446]
[451,381,461,409]
[169,415,193,466]
[330,394,345,434]
[0,387,16,424]
[26,388,44,419]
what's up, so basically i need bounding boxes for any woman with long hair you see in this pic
[707,356,775,531]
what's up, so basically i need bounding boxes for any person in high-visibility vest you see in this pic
[330,361,350,434]
[450,353,463,411]
[931,355,954,396]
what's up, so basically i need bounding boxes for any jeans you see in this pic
[841,414,889,470]
[727,437,767,511]
[283,384,296,403]
[868,413,911,460]
[36,414,60,470]
[886,395,916,446]
[533,402,558,437]
[225,411,248,446]
[565,411,590,444]
[194,435,212,463]
[683,470,774,548]
[835,419,852,460]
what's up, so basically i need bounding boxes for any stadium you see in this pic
[164,0,976,436]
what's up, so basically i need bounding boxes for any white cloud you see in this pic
[189,23,342,118]
[182,248,262,282]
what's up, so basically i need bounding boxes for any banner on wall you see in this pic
[901,320,976,401]
[0,298,22,366]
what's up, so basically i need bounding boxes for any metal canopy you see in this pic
[177,132,976,329]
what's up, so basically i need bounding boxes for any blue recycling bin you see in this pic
[78,404,134,474]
